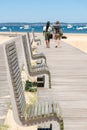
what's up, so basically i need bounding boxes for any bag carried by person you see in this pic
[49,33,53,39]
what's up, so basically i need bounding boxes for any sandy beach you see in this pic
[0,33,87,53]
[62,33,87,53]
[0,32,87,130]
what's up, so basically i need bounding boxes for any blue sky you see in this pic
[0,0,87,23]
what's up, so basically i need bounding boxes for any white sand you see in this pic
[0,36,12,44]
[5,110,37,130]
[62,33,87,53]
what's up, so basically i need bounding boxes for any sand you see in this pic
[62,33,87,53]
[5,110,37,130]
[0,36,12,44]
[0,33,87,130]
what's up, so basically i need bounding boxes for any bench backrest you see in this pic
[32,30,41,44]
[26,32,31,45]
[26,32,34,57]
[26,32,46,64]
[5,42,26,125]
[32,29,35,41]
[21,35,32,74]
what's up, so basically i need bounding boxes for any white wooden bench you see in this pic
[5,42,64,130]
[32,30,41,45]
[25,33,47,68]
[26,32,47,64]
[21,35,51,88]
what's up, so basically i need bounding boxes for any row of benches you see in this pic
[3,32,64,130]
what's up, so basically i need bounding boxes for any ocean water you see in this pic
[0,23,87,34]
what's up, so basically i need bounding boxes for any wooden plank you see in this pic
[37,39,87,130]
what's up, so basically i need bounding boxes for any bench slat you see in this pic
[37,103,42,116]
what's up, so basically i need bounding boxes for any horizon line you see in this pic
[0,22,87,24]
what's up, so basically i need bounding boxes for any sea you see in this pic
[0,23,87,34]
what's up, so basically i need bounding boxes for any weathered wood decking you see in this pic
[0,37,12,125]
[37,35,87,130]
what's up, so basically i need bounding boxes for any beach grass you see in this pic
[0,124,9,130]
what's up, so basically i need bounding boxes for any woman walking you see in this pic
[43,21,52,48]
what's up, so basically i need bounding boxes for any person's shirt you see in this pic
[43,26,52,32]
[53,24,63,35]
[53,24,62,33]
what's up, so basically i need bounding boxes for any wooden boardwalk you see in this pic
[0,37,11,125]
[37,35,87,130]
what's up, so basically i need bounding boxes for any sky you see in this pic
[0,0,87,23]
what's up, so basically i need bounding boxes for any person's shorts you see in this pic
[45,32,51,41]
[54,33,62,40]
[56,34,62,40]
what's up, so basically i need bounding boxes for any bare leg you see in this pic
[53,33,58,47]
[48,40,50,48]
[46,40,50,48]
[57,39,61,47]
[46,40,48,47]
[56,36,61,48]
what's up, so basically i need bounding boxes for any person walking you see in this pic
[53,21,63,48]
[43,21,52,48]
